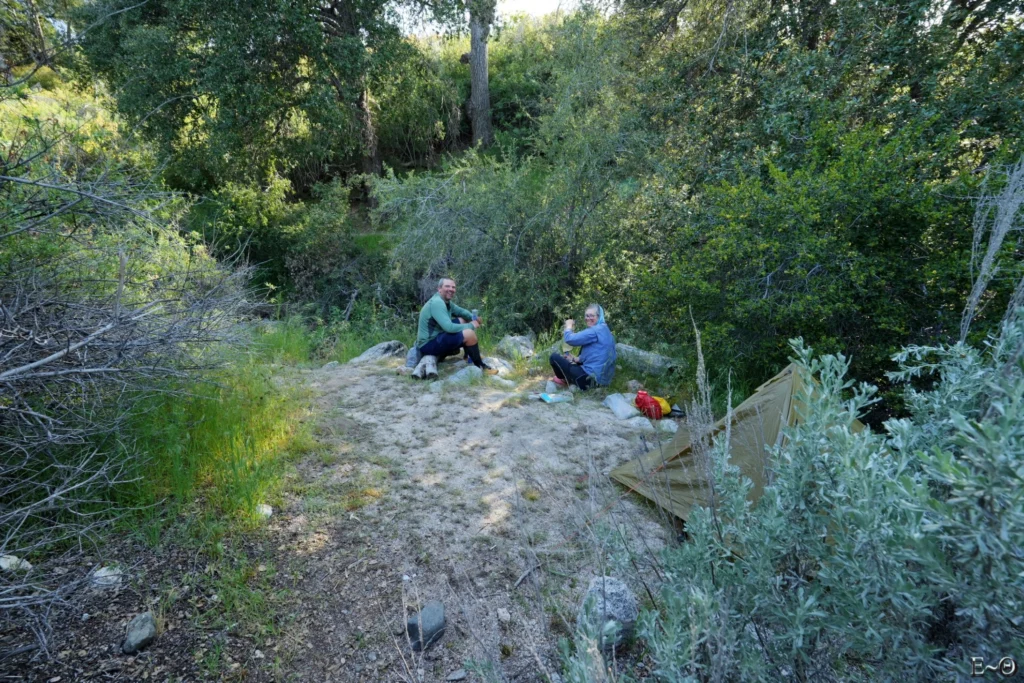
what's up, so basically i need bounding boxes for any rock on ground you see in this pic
[603,393,641,420]
[91,566,123,587]
[407,600,446,651]
[483,357,514,376]
[121,611,157,654]
[0,555,32,572]
[256,503,274,518]
[615,343,679,376]
[488,376,516,389]
[348,341,408,364]
[429,365,482,392]
[576,576,638,653]
[496,335,535,360]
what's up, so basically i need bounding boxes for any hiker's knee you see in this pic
[549,352,562,365]
[463,329,478,345]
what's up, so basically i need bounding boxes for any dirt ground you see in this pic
[3,354,676,682]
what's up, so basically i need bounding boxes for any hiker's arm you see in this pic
[450,303,474,321]
[431,299,473,334]
[563,327,598,346]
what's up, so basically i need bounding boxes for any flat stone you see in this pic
[497,608,511,624]
[0,555,32,572]
[321,361,339,370]
[348,341,408,364]
[407,600,445,651]
[488,376,516,389]
[576,576,638,654]
[446,669,468,681]
[91,566,123,587]
[121,612,157,654]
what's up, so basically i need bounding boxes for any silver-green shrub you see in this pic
[566,325,1024,681]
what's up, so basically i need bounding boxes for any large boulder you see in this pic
[496,335,535,360]
[348,341,408,364]
[615,343,679,376]
[576,576,638,653]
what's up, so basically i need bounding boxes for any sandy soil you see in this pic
[272,355,672,682]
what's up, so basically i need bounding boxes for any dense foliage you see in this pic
[375,1,1024,394]
[561,328,1023,680]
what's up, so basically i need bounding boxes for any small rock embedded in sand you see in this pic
[446,669,468,681]
[0,555,32,572]
[488,376,516,389]
[256,504,273,519]
[92,566,123,587]
[407,600,446,651]
[497,608,511,624]
[322,361,339,370]
[121,612,157,654]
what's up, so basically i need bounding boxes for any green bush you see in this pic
[575,328,1024,680]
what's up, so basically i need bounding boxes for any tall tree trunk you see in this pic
[468,0,495,148]
[359,86,382,176]
[24,0,49,66]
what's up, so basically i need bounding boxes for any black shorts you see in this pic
[419,331,465,357]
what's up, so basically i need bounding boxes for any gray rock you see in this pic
[497,607,511,624]
[348,341,408,364]
[0,555,31,572]
[496,335,535,360]
[121,612,157,654]
[488,376,517,389]
[321,360,339,370]
[615,343,679,376]
[576,576,638,653]
[483,357,515,376]
[624,416,653,430]
[407,600,445,651]
[91,566,123,588]
[255,503,273,519]
[446,669,468,682]
[657,419,679,434]
[448,365,483,385]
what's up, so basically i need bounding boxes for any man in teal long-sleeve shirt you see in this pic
[416,278,496,374]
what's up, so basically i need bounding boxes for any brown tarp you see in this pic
[609,363,864,521]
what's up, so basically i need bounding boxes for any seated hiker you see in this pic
[549,304,617,390]
[417,278,497,374]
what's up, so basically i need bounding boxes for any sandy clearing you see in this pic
[275,355,674,682]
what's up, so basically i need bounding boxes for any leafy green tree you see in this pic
[72,0,447,192]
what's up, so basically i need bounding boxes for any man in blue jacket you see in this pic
[550,304,616,390]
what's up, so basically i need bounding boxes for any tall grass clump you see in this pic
[563,326,1024,681]
[119,360,312,530]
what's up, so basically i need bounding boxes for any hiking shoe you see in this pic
[483,366,500,376]
[551,376,567,387]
